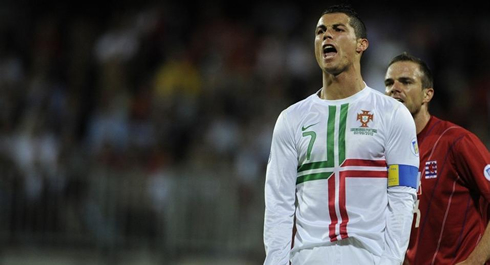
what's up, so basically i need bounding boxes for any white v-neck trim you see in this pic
[312,85,370,105]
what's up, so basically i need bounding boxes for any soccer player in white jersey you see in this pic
[263,4,420,265]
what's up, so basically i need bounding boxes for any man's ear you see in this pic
[423,88,434,103]
[356,38,369,53]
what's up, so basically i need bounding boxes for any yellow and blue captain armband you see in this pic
[388,164,418,189]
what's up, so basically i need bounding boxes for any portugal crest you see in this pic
[357,110,373,128]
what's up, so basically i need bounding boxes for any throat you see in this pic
[321,73,365,100]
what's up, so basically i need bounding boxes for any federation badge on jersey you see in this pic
[425,160,438,179]
[411,137,419,157]
[356,110,373,127]
[484,164,490,181]
[351,110,377,136]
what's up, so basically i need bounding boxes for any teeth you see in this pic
[323,45,335,53]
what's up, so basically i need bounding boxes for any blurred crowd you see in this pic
[0,0,488,263]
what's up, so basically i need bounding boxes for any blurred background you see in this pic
[0,0,488,264]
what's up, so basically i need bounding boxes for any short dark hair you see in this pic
[322,4,367,39]
[388,52,434,89]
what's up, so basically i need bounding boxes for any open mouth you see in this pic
[323,44,337,58]
[393,97,404,103]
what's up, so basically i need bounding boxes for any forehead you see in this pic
[317,13,350,27]
[386,61,423,78]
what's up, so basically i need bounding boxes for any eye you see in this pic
[397,77,414,85]
[332,25,345,32]
[316,28,324,35]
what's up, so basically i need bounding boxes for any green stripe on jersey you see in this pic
[298,160,332,172]
[296,172,333,184]
[327,105,336,167]
[296,104,348,182]
[339,103,348,163]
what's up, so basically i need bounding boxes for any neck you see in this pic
[320,68,365,100]
[413,108,431,134]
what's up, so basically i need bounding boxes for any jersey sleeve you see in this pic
[381,104,419,263]
[385,103,420,174]
[263,110,298,265]
[453,132,490,204]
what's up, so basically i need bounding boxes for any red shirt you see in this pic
[405,116,490,265]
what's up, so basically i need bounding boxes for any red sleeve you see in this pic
[453,132,490,203]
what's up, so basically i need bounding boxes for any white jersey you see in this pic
[264,86,419,265]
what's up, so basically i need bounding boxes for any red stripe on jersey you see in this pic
[329,169,388,241]
[339,170,388,239]
[328,175,339,241]
[341,159,387,167]
[339,173,348,239]
[341,170,388,178]
[328,159,388,241]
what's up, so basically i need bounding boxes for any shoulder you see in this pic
[433,119,490,173]
[364,87,413,125]
[431,117,486,150]
[432,117,471,138]
[363,87,408,114]
[369,88,408,111]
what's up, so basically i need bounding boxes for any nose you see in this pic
[323,29,333,40]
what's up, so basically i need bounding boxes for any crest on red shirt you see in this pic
[425,160,438,179]
[484,164,490,181]
[357,110,373,128]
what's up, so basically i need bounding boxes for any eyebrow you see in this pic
[316,23,346,31]
[384,77,413,84]
[397,77,413,82]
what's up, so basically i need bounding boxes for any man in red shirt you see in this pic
[385,52,490,265]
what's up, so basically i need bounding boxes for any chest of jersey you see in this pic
[417,134,459,196]
[296,103,385,168]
